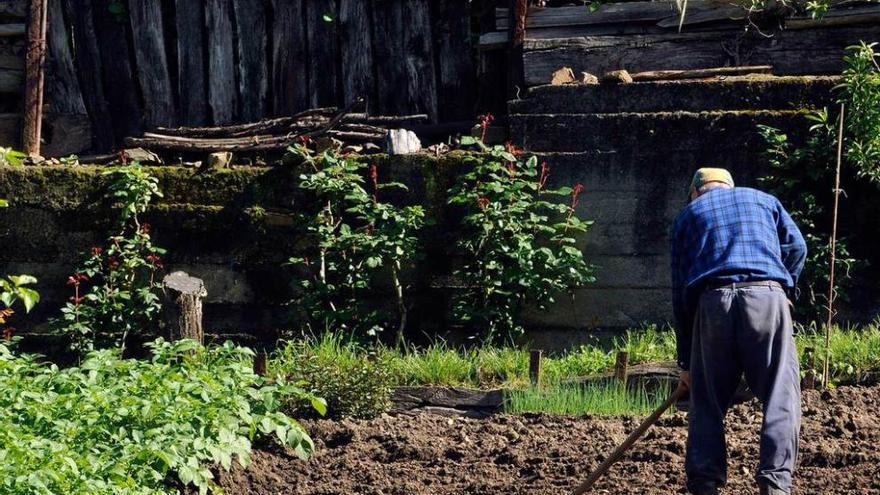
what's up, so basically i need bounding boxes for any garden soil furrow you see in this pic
[215,385,880,494]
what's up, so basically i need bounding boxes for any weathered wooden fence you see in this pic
[1,0,478,153]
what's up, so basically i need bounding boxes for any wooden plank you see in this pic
[206,0,238,124]
[371,0,408,115]
[93,0,142,140]
[0,0,28,18]
[522,26,880,86]
[656,5,745,28]
[233,0,268,122]
[305,0,340,108]
[0,54,23,70]
[65,0,113,150]
[0,112,91,155]
[497,2,680,29]
[433,0,475,121]
[175,0,209,126]
[0,68,22,93]
[0,23,25,37]
[127,0,175,128]
[45,0,85,114]
[339,0,375,110]
[403,0,438,121]
[787,4,880,30]
[270,0,308,116]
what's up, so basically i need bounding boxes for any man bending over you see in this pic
[670,168,807,495]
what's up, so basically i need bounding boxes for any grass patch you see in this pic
[505,381,673,416]
[270,322,880,393]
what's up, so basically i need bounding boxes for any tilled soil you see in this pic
[216,385,880,494]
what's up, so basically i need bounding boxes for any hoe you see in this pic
[569,381,689,495]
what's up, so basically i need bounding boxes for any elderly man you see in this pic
[670,168,807,495]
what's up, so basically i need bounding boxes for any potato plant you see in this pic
[0,339,324,495]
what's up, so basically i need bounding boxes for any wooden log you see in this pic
[372,0,408,116]
[65,0,114,151]
[0,23,26,37]
[0,54,23,70]
[45,0,85,114]
[162,271,207,344]
[127,0,175,128]
[629,65,772,81]
[93,0,142,140]
[175,0,209,126]
[656,5,746,28]
[529,349,543,388]
[404,0,438,121]
[305,0,340,108]
[22,0,47,155]
[522,26,880,86]
[432,0,475,121]
[233,0,268,121]
[270,0,308,116]
[0,68,22,93]
[206,0,238,124]
[339,0,375,110]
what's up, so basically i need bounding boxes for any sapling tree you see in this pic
[287,144,425,345]
[448,139,595,343]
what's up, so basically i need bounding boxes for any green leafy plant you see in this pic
[287,144,425,343]
[0,274,40,342]
[0,339,322,495]
[273,334,396,419]
[0,146,26,167]
[58,163,166,354]
[505,380,673,416]
[447,141,595,342]
[838,42,880,183]
[759,43,880,321]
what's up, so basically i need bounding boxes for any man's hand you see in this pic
[680,370,691,390]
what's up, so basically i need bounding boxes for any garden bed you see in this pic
[212,384,880,495]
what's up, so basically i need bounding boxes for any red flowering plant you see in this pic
[58,163,166,355]
[447,136,595,342]
[285,144,425,345]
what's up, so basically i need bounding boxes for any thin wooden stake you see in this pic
[22,0,48,156]
[253,350,268,377]
[615,351,629,384]
[802,346,816,390]
[823,103,845,388]
[529,349,543,388]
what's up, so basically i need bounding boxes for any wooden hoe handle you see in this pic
[569,382,689,495]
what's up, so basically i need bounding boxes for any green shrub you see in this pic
[273,334,396,419]
[0,339,322,495]
[447,141,595,342]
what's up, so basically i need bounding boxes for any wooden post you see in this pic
[22,0,48,156]
[529,349,543,388]
[615,351,630,384]
[162,271,207,344]
[253,350,268,377]
[823,103,845,388]
[802,346,816,390]
[506,0,527,99]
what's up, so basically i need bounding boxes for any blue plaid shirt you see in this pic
[670,187,806,369]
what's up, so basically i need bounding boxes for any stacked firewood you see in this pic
[123,107,429,154]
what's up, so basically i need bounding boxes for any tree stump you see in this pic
[162,271,207,344]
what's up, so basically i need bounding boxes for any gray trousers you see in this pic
[686,283,801,494]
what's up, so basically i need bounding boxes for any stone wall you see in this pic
[3,78,880,349]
